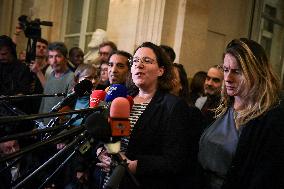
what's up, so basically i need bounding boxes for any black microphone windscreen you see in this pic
[85,111,111,143]
[74,79,93,97]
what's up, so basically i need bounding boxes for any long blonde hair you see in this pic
[216,38,280,128]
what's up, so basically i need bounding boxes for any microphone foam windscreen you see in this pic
[74,79,93,97]
[109,97,130,137]
[85,111,111,143]
[90,90,106,108]
[105,84,128,102]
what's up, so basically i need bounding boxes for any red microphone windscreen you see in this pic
[109,97,130,137]
[90,90,106,108]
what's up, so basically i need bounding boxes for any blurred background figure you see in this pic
[171,63,190,104]
[0,35,33,96]
[96,61,109,90]
[0,140,21,189]
[18,50,26,63]
[39,42,74,123]
[71,63,99,126]
[0,139,42,189]
[189,71,207,106]
[195,65,223,125]
[0,35,33,114]
[160,44,176,63]
[98,41,117,63]
[68,47,84,72]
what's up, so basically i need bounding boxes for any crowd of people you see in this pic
[0,25,283,189]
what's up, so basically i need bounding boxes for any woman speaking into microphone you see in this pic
[97,42,202,189]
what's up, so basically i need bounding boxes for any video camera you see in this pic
[18,15,53,39]
[18,15,53,63]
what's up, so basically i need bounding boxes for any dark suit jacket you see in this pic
[222,99,284,189]
[121,90,203,189]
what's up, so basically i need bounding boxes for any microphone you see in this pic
[105,84,128,103]
[50,80,93,112]
[106,97,131,154]
[90,90,107,108]
[85,97,131,142]
[109,97,130,137]
[85,94,131,154]
[85,111,111,143]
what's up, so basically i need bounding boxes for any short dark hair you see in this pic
[190,71,207,93]
[99,41,117,52]
[37,38,48,46]
[48,42,68,58]
[108,50,133,69]
[160,45,176,62]
[173,63,190,102]
[0,35,17,59]
[69,47,83,57]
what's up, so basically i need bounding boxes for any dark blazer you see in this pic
[121,90,203,189]
[222,99,284,189]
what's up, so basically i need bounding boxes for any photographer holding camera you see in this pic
[11,15,53,113]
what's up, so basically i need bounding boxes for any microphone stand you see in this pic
[0,100,43,129]
[37,149,76,189]
[0,126,84,163]
[38,133,93,189]
[0,93,66,101]
[12,130,92,189]
[105,153,139,189]
[41,113,88,140]
[0,113,83,143]
[12,132,86,188]
[0,107,104,124]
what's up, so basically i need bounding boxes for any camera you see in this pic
[18,15,53,39]
[18,15,53,63]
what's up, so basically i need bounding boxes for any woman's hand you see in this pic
[96,147,111,172]
[119,152,138,174]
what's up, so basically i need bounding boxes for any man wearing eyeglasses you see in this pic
[195,65,224,125]
[95,41,118,90]
[98,41,117,62]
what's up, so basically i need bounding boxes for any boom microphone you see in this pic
[50,80,93,112]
